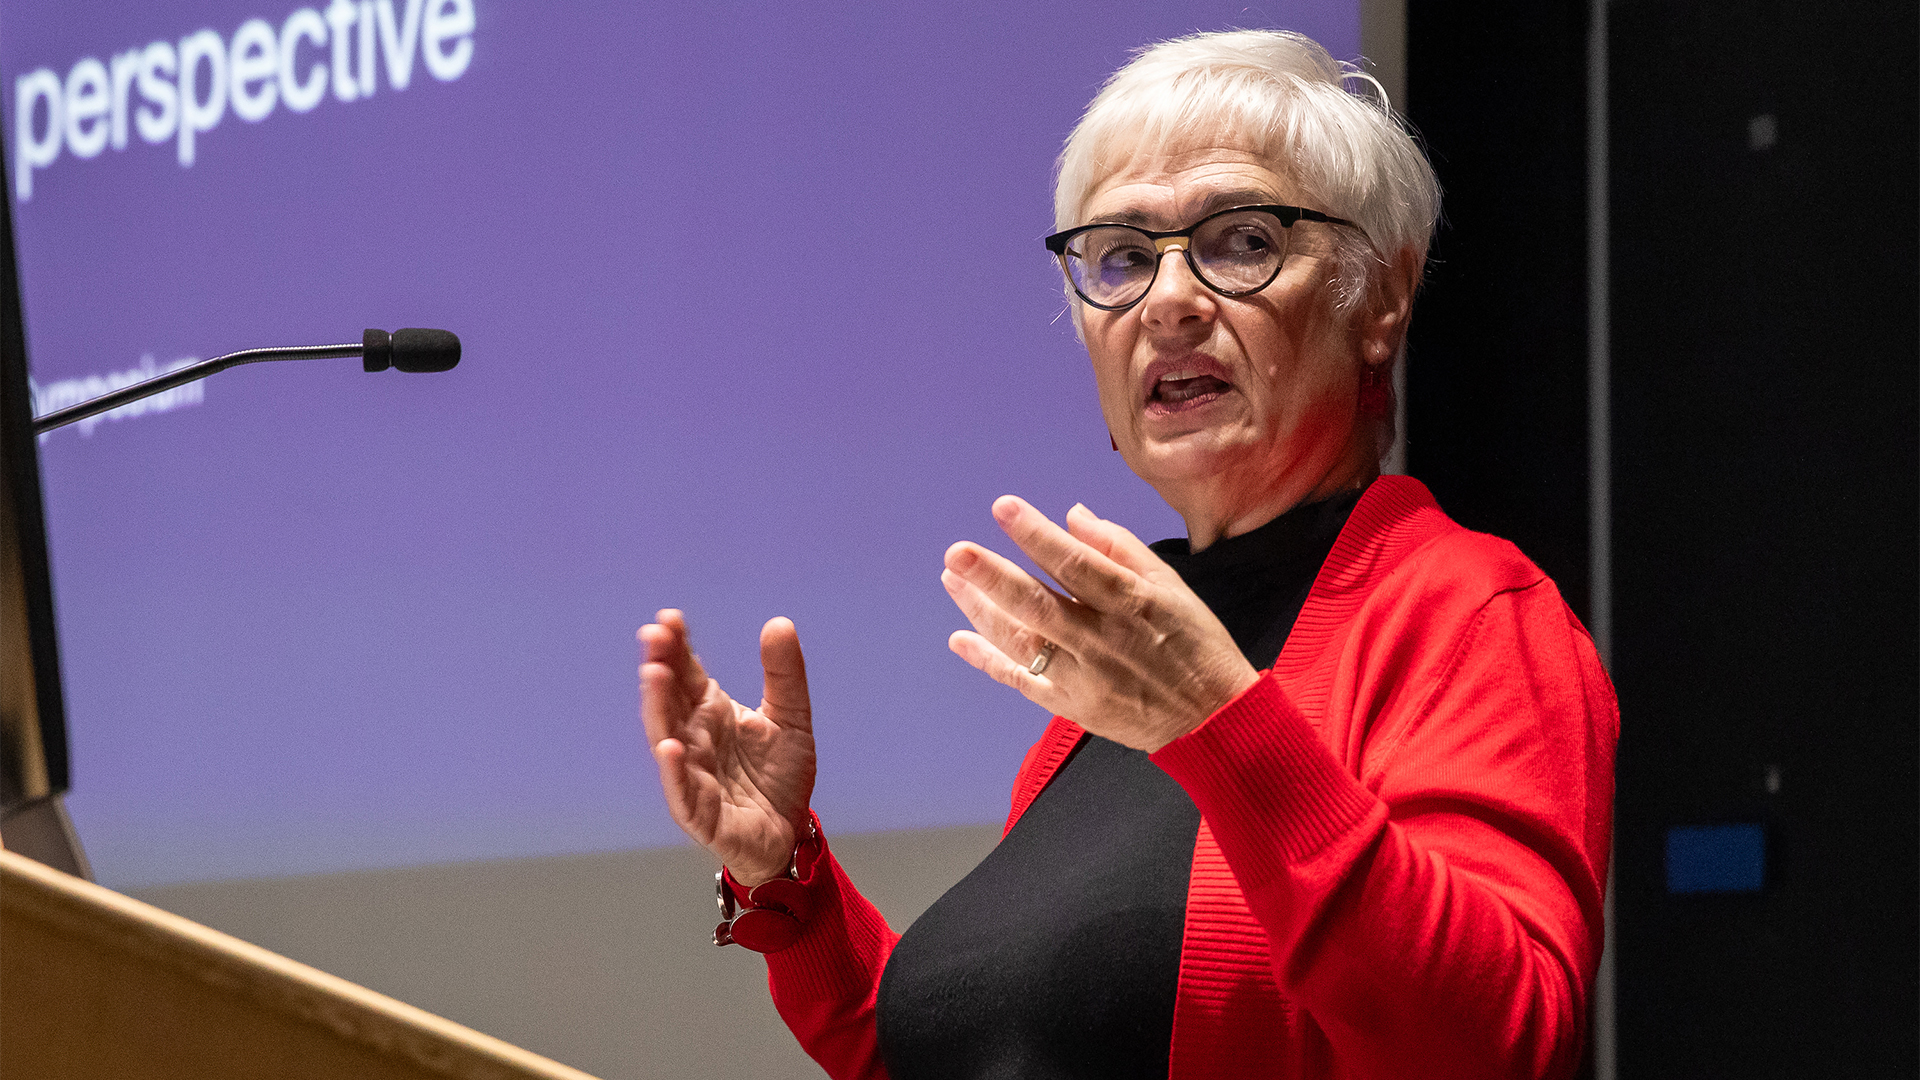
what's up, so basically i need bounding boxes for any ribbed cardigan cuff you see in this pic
[1150,672,1381,889]
[764,839,895,1004]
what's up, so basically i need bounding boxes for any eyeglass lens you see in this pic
[1062,210,1294,309]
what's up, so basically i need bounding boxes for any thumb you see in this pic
[758,617,813,730]
[1066,503,1165,578]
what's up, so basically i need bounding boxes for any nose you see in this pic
[1137,244,1217,333]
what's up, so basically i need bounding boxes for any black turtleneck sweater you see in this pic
[876,492,1360,1080]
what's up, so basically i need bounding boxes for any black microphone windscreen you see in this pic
[391,328,461,373]
[362,328,392,372]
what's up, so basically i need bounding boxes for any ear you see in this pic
[1357,247,1422,366]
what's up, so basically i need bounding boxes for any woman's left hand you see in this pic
[942,496,1259,752]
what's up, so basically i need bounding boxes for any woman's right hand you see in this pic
[639,609,817,887]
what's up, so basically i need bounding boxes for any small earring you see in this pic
[1359,365,1391,417]
[1110,432,1119,452]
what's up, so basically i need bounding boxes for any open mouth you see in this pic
[1150,373,1232,408]
[1143,356,1235,415]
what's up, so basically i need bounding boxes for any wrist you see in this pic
[713,813,824,953]
[725,859,788,889]
[1148,662,1262,752]
[724,813,815,887]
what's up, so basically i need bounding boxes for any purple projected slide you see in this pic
[4,1,1358,887]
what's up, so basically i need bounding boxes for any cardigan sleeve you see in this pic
[1151,551,1617,1080]
[762,830,899,1080]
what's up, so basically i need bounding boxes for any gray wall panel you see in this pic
[134,824,1002,1079]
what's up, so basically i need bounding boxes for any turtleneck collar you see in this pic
[1150,490,1361,670]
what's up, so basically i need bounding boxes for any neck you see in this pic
[1168,440,1378,552]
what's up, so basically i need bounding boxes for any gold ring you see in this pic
[1028,641,1056,676]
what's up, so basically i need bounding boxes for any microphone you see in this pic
[32,328,461,436]
[360,328,460,373]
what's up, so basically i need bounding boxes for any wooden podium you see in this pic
[0,848,604,1080]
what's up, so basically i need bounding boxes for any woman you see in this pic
[639,29,1615,1080]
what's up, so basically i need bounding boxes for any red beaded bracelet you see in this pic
[713,815,821,953]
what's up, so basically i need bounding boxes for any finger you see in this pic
[660,609,713,698]
[640,656,692,749]
[944,539,1094,647]
[942,568,1052,666]
[990,495,1138,609]
[1064,502,1167,578]
[648,609,712,699]
[650,737,708,842]
[654,737,729,845]
[948,629,1063,709]
[757,617,813,731]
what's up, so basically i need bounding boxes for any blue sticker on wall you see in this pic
[1666,824,1766,894]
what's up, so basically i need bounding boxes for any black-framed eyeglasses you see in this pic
[1043,204,1365,311]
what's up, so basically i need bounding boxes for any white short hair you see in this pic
[1054,30,1441,312]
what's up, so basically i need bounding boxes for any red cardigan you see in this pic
[762,476,1618,1079]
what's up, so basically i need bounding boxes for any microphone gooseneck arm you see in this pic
[32,343,360,436]
[31,328,459,436]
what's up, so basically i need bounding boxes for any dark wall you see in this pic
[1406,0,1593,620]
[1608,1,1918,1075]
[1410,0,1920,1075]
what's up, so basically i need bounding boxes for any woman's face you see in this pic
[1077,137,1392,544]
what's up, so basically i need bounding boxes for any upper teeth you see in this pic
[1160,370,1200,382]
